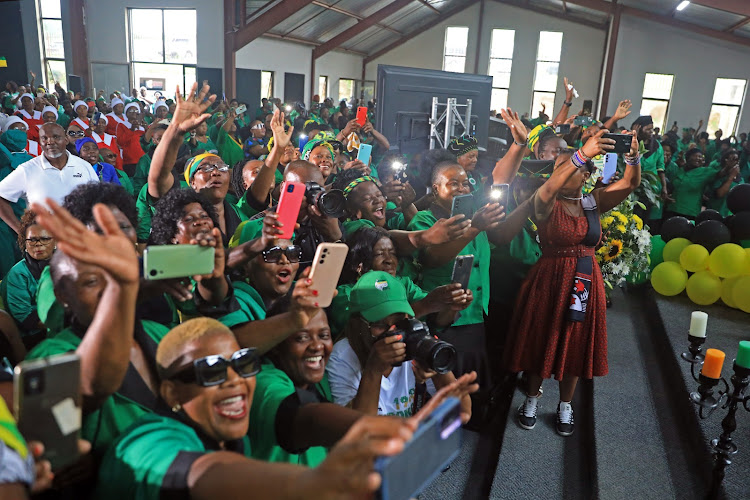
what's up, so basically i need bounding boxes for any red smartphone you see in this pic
[356,106,368,126]
[275,181,305,240]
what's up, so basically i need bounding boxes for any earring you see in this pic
[172,403,182,413]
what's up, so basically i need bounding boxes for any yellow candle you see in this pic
[701,349,725,379]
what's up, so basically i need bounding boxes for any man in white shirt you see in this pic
[0,122,99,233]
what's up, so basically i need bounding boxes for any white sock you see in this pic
[559,401,572,411]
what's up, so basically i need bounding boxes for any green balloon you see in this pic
[650,235,666,270]
[680,244,709,273]
[651,261,688,296]
[663,237,691,263]
[686,270,722,305]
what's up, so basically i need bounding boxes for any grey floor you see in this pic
[418,287,749,500]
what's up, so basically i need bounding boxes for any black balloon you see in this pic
[696,209,722,224]
[691,220,731,252]
[661,216,693,242]
[727,184,750,214]
[727,211,750,242]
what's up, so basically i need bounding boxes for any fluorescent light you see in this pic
[676,1,690,11]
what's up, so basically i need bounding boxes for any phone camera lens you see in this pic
[149,269,158,277]
[287,184,294,193]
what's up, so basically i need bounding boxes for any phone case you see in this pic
[375,398,463,500]
[451,193,474,220]
[276,181,306,240]
[143,245,215,280]
[14,353,81,471]
[356,106,368,126]
[357,144,373,165]
[451,255,474,291]
[602,153,618,184]
[309,243,349,307]
[490,184,509,206]
[603,133,631,154]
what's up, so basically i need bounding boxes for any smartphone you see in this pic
[37,91,45,98]
[357,143,373,165]
[93,111,102,127]
[276,181,306,240]
[582,100,593,115]
[602,153,618,184]
[574,115,595,127]
[450,193,474,220]
[356,106,368,126]
[235,104,247,115]
[392,161,408,182]
[14,353,82,471]
[451,255,474,291]
[602,133,632,154]
[143,245,215,280]
[309,242,349,307]
[298,134,309,151]
[555,124,571,135]
[375,397,463,500]
[490,183,510,206]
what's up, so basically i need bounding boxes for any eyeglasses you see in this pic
[165,348,261,387]
[196,163,229,174]
[251,123,265,130]
[262,245,302,263]
[67,130,85,138]
[25,236,53,245]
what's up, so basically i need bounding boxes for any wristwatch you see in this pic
[563,101,572,107]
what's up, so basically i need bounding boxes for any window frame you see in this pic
[443,26,469,73]
[39,0,66,89]
[261,71,274,99]
[639,73,674,131]
[531,31,563,117]
[488,29,515,112]
[318,75,328,99]
[707,78,747,136]
[338,78,355,102]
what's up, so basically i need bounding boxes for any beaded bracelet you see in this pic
[571,149,589,168]
[624,154,641,166]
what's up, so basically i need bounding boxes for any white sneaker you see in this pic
[517,392,541,430]
[556,401,574,436]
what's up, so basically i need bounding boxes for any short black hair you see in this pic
[62,182,137,229]
[149,188,220,245]
[341,226,391,284]
[431,160,461,185]
[719,147,739,166]
[418,148,455,188]
[661,138,677,152]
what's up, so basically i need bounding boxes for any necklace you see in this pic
[559,194,583,201]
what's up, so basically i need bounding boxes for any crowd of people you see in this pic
[0,70,743,498]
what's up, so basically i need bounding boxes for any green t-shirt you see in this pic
[667,166,717,218]
[97,412,252,500]
[249,358,331,467]
[489,218,541,305]
[706,175,741,217]
[217,281,267,328]
[116,169,135,197]
[35,266,64,335]
[1,259,43,335]
[217,128,245,167]
[187,136,219,156]
[26,320,170,453]
[640,144,666,219]
[132,154,151,197]
[134,181,190,243]
[330,276,428,337]
[407,209,490,326]
[235,189,267,220]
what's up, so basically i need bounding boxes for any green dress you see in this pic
[640,143,666,219]
[0,258,44,336]
[666,166,717,218]
[132,154,152,196]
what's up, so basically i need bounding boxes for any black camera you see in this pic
[305,181,347,218]
[376,318,456,374]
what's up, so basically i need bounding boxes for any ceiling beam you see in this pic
[692,0,750,18]
[262,32,367,56]
[364,0,480,64]
[562,0,568,14]
[233,0,316,51]
[312,0,415,60]
[417,0,442,15]
[492,0,608,30]
[724,16,750,32]
[311,0,402,35]
[564,0,750,48]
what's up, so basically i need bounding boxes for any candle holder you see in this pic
[682,341,750,500]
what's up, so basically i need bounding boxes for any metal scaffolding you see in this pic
[429,97,473,149]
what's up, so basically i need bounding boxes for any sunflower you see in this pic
[604,239,624,261]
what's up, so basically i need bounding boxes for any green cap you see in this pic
[350,271,414,322]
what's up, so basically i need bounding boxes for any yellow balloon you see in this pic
[663,238,692,263]
[708,243,747,278]
[651,261,688,296]
[732,276,750,313]
[680,244,709,273]
[686,271,722,305]
[721,276,740,308]
[744,248,750,276]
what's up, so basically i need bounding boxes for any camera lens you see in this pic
[429,343,457,374]
[317,189,347,218]
[24,371,45,396]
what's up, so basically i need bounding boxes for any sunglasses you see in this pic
[251,123,265,130]
[262,245,302,263]
[67,130,85,137]
[196,163,229,174]
[166,348,261,387]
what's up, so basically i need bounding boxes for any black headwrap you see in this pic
[632,115,657,158]
[448,135,478,157]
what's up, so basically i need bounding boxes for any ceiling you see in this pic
[242,0,750,59]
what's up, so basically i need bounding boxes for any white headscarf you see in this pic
[2,116,27,133]
[153,101,168,114]
[110,97,124,109]
[42,105,58,119]
[19,93,34,103]
[74,100,88,112]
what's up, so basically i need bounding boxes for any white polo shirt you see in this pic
[0,150,99,206]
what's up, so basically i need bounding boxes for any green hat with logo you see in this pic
[350,271,414,322]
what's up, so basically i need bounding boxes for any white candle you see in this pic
[689,311,708,338]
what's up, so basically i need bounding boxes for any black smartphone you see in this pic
[555,124,571,134]
[574,115,595,127]
[92,111,102,126]
[582,99,593,115]
[602,133,632,154]
[490,183,509,207]
[451,254,474,291]
[375,398,463,500]
[450,193,474,220]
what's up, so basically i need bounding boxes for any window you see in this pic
[338,79,355,102]
[488,29,515,111]
[708,78,746,136]
[443,27,469,73]
[639,73,674,131]
[39,0,66,88]
[531,31,563,117]
[261,71,274,99]
[318,76,328,99]
[129,9,196,101]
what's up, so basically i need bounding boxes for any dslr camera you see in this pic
[376,318,456,374]
[305,181,347,218]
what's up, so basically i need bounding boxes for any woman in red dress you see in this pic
[503,128,641,436]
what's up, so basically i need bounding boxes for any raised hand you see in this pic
[270,109,294,149]
[564,77,575,102]
[581,128,615,159]
[472,203,505,232]
[614,100,633,121]
[171,82,217,134]
[289,267,325,328]
[627,129,639,157]
[191,227,225,282]
[30,200,139,285]
[422,214,472,245]
[412,371,479,424]
[500,107,528,145]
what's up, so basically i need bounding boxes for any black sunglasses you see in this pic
[67,130,85,137]
[165,348,261,387]
[262,245,302,263]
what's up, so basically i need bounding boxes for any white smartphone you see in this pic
[308,243,348,307]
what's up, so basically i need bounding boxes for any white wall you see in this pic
[365,2,607,117]
[607,15,750,132]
